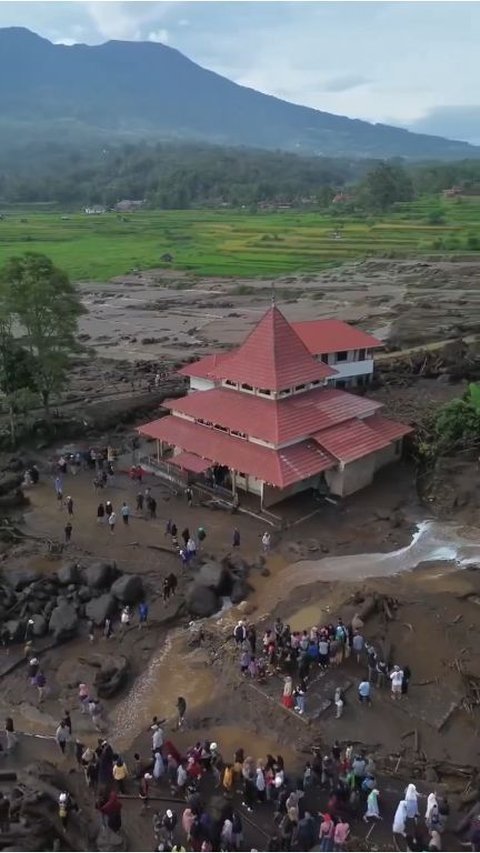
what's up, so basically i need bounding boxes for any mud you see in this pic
[75,257,480,363]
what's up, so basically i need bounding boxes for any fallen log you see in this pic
[437,701,459,732]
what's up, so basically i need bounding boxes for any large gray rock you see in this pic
[48,601,78,641]
[3,567,39,591]
[83,562,117,589]
[5,619,24,642]
[30,614,48,637]
[57,562,82,585]
[198,561,230,594]
[226,553,250,579]
[85,593,116,626]
[186,584,220,618]
[111,574,143,604]
[230,578,249,605]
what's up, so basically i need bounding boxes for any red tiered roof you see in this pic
[139,416,334,488]
[178,353,227,379]
[313,418,390,463]
[205,306,336,389]
[293,319,383,356]
[366,414,413,442]
[166,386,381,445]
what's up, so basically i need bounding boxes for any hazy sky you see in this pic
[1,1,479,141]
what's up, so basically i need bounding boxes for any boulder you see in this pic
[186,584,220,618]
[111,574,143,604]
[5,619,24,642]
[94,654,129,698]
[57,562,82,586]
[83,562,117,589]
[226,553,250,579]
[198,561,230,594]
[3,567,39,592]
[85,593,116,626]
[77,585,92,603]
[230,578,249,605]
[30,614,48,637]
[48,601,78,641]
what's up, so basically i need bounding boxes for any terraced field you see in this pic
[0,197,479,280]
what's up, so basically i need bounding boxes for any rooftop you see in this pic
[206,305,336,390]
[166,385,382,445]
[139,415,334,488]
[292,319,383,356]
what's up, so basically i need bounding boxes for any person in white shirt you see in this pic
[261,532,271,553]
[108,511,116,534]
[152,723,164,751]
[390,665,404,700]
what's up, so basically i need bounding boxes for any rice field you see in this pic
[0,196,479,280]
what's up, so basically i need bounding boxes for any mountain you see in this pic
[0,26,478,161]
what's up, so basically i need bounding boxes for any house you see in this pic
[332,192,354,204]
[84,205,106,215]
[138,305,412,508]
[292,319,383,388]
[114,199,145,213]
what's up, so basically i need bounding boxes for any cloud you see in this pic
[322,74,371,93]
[85,1,176,41]
[409,106,480,145]
[148,28,169,44]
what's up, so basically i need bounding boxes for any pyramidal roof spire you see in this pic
[211,304,335,391]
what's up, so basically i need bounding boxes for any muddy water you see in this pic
[261,521,480,614]
[111,630,220,749]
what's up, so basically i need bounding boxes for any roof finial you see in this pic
[271,282,276,306]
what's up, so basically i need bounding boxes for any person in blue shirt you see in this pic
[138,601,148,628]
[358,679,372,705]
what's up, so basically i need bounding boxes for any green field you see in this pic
[1,197,480,280]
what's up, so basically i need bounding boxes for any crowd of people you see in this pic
[232,613,412,719]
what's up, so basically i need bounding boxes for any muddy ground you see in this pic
[76,257,480,364]
[1,457,480,851]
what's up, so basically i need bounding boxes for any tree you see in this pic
[358,162,414,212]
[0,315,37,444]
[0,253,85,416]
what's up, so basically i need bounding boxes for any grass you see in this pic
[0,196,480,281]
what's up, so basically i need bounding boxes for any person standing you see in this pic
[113,757,128,793]
[4,717,16,753]
[138,601,149,628]
[176,696,187,729]
[66,496,74,516]
[352,630,364,664]
[402,664,412,695]
[333,819,350,851]
[54,475,63,508]
[163,578,171,606]
[108,511,116,534]
[0,793,10,833]
[105,500,113,518]
[121,502,130,525]
[187,536,197,560]
[147,496,157,519]
[233,528,241,548]
[334,687,344,719]
[35,670,47,703]
[262,531,271,553]
[55,720,70,755]
[136,491,144,513]
[121,606,131,632]
[358,679,372,706]
[364,788,381,823]
[64,521,73,544]
[390,665,404,700]
[97,503,105,524]
[185,487,193,507]
[139,772,153,813]
[181,527,190,547]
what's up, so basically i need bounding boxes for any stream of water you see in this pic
[112,520,480,747]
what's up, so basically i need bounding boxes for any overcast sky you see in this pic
[1,1,479,142]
